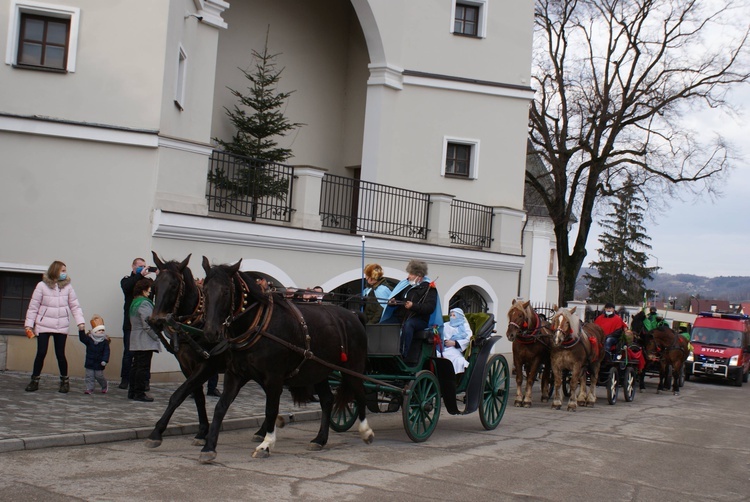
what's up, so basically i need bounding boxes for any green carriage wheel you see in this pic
[479,354,509,430]
[402,370,441,442]
[329,382,358,432]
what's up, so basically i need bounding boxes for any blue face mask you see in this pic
[135,266,144,275]
[450,316,462,327]
[58,273,67,281]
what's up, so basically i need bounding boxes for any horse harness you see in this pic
[222,273,357,381]
[643,328,687,361]
[509,308,550,345]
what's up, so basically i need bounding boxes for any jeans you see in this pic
[32,333,68,377]
[400,317,428,360]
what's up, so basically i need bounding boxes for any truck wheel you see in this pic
[743,370,748,384]
[733,370,743,387]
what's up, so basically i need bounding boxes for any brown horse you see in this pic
[549,306,605,411]
[632,312,689,395]
[505,300,552,407]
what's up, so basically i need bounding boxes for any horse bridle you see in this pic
[508,307,547,343]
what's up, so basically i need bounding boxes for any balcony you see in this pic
[205,150,508,251]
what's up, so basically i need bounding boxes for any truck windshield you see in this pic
[690,327,743,347]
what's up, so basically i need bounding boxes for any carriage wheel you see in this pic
[623,367,636,402]
[402,370,441,442]
[479,354,509,430]
[606,367,618,405]
[329,384,358,433]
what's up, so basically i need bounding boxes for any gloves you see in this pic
[25,327,35,339]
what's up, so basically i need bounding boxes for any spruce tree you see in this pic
[584,181,656,305]
[209,28,303,203]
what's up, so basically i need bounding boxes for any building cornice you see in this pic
[152,210,524,272]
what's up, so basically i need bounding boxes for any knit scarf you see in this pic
[129,295,153,318]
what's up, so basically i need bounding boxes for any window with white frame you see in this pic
[450,0,487,38]
[442,137,479,179]
[175,45,188,111]
[5,0,80,72]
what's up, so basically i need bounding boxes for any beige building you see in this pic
[0,0,556,380]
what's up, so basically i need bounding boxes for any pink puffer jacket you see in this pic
[25,275,85,335]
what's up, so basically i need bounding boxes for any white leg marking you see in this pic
[255,430,277,453]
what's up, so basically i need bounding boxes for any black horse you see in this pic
[144,252,223,447]
[198,257,372,462]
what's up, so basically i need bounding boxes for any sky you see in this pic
[582,84,750,278]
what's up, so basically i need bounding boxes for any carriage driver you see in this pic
[594,303,628,355]
[381,260,440,364]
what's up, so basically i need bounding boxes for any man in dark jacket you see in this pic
[119,258,150,389]
[384,260,438,363]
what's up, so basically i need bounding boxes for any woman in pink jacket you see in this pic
[24,260,85,393]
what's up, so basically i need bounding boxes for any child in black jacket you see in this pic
[79,315,110,394]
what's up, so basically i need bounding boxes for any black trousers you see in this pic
[129,350,154,395]
[32,333,68,377]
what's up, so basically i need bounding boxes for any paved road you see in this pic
[1,370,749,501]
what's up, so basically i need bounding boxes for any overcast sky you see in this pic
[582,86,750,278]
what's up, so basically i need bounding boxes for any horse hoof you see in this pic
[192,438,206,447]
[306,442,324,451]
[514,400,523,407]
[552,405,561,410]
[276,415,288,429]
[252,448,270,459]
[363,432,374,445]
[523,402,531,408]
[252,434,264,443]
[199,451,217,464]
[567,407,576,412]
[144,438,162,449]
[541,397,549,403]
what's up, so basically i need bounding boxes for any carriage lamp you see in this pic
[687,352,694,362]
[729,355,739,366]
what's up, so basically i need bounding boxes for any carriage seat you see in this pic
[441,312,495,341]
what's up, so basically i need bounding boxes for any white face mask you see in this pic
[604,310,614,317]
[408,279,418,286]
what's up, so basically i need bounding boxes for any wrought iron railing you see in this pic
[320,174,430,239]
[205,150,294,222]
[449,199,493,248]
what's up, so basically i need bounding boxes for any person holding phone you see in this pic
[119,257,157,390]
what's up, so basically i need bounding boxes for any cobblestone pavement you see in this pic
[0,371,320,453]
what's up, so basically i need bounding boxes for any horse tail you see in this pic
[333,377,356,415]
[289,386,315,406]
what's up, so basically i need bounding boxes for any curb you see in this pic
[0,409,322,453]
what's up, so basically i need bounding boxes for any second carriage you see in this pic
[330,313,510,442]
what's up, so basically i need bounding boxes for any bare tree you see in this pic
[529,0,750,306]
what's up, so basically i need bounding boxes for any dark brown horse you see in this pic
[549,307,606,411]
[632,311,688,395]
[198,257,372,462]
[505,299,551,407]
[144,252,224,447]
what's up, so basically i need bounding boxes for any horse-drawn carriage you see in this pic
[329,313,509,442]
[146,254,509,462]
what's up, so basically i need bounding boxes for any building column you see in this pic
[290,166,326,230]
[426,193,454,247]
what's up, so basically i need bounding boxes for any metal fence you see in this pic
[205,150,295,222]
[449,199,493,248]
[320,174,430,239]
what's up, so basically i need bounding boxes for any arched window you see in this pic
[448,286,487,314]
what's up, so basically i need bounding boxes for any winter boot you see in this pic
[58,376,70,393]
[25,376,40,392]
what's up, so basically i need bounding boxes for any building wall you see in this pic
[0,0,539,378]
[210,0,369,175]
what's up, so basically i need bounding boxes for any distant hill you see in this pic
[575,268,750,303]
